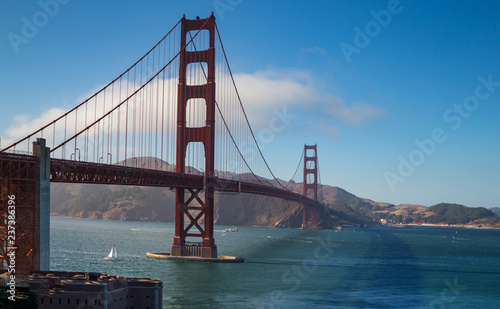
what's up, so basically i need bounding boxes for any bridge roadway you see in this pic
[45,157,318,206]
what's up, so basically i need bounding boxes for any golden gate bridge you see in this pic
[1,13,323,271]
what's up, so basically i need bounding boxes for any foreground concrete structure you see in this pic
[0,270,163,308]
[33,138,50,271]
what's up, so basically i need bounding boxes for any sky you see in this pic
[1,0,500,208]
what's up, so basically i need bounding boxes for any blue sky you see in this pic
[1,0,499,208]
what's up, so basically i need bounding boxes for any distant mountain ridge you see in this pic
[51,182,500,228]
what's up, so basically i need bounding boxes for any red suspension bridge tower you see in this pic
[171,14,217,258]
[302,144,318,229]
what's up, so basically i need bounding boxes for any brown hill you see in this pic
[318,186,377,225]
[50,183,336,228]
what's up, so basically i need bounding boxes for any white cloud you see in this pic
[233,69,385,132]
[313,124,340,137]
[300,46,327,57]
[232,69,315,126]
[321,95,385,125]
[6,108,66,139]
[1,68,386,155]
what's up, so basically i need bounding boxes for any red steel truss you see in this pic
[0,153,36,274]
[50,158,317,203]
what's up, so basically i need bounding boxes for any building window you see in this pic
[130,294,135,299]
[68,298,70,305]
[41,298,44,304]
[49,298,52,305]
[86,299,88,305]
[146,295,150,299]
[77,299,79,305]
[59,298,61,304]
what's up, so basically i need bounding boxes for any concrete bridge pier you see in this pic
[33,138,50,271]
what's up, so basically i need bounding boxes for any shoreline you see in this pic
[51,215,500,230]
[383,222,500,230]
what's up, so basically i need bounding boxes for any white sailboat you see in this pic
[104,244,117,261]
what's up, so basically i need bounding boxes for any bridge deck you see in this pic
[49,158,318,205]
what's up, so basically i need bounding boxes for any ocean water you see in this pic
[51,217,500,308]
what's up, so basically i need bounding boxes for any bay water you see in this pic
[51,217,500,308]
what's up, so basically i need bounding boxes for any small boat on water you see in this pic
[224,226,238,232]
[104,244,118,261]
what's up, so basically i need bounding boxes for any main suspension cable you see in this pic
[215,24,287,189]
[51,18,210,153]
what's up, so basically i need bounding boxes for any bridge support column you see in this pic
[302,144,318,229]
[171,14,218,258]
[33,138,50,271]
